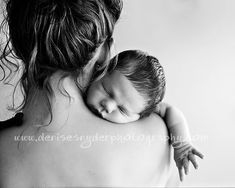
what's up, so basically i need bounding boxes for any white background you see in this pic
[1,0,235,187]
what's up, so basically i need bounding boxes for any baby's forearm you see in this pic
[156,103,191,144]
[155,103,204,182]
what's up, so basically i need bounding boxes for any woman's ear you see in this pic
[81,37,115,84]
[83,43,105,74]
[97,39,112,63]
[108,37,115,58]
[108,37,114,47]
[96,37,115,63]
[80,41,107,85]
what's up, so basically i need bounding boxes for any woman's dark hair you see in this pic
[0,0,123,114]
[113,50,166,118]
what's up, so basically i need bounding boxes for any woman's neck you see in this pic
[22,71,86,128]
[22,88,51,126]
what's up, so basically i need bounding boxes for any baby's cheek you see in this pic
[86,90,97,106]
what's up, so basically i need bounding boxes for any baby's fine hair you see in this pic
[0,0,123,111]
[112,50,166,118]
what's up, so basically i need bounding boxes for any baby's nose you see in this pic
[101,99,117,114]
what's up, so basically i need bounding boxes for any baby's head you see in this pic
[86,50,166,123]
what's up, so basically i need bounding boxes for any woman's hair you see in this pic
[0,0,123,113]
[113,50,166,118]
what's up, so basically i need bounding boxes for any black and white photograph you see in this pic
[0,0,234,187]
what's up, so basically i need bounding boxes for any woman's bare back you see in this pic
[0,77,175,187]
[0,111,173,187]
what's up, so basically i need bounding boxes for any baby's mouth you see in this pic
[89,106,102,117]
[99,109,107,118]
[89,105,107,119]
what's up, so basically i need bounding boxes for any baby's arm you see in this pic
[155,103,204,181]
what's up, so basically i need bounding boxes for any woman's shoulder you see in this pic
[136,113,169,136]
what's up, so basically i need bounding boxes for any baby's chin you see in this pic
[102,115,135,124]
[102,117,125,124]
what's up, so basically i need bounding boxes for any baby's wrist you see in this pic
[172,140,192,149]
[170,133,192,145]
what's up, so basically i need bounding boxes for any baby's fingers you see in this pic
[192,148,204,159]
[188,153,198,169]
[183,158,189,175]
[178,166,184,182]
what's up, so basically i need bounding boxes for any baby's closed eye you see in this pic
[118,106,128,116]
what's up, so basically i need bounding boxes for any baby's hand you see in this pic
[172,142,204,181]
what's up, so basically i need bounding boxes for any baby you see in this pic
[86,50,204,181]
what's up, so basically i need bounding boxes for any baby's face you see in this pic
[86,70,146,123]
